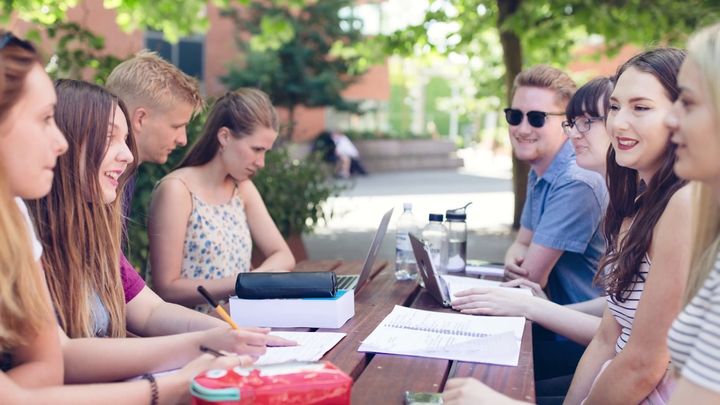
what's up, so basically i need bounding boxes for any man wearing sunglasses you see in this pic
[502,65,606,309]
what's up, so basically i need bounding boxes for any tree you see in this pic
[3,0,312,42]
[381,0,720,228]
[222,0,368,139]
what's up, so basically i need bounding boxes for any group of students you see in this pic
[4,20,720,405]
[443,23,720,404]
[0,29,297,404]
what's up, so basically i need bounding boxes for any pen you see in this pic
[199,345,226,357]
[197,285,240,330]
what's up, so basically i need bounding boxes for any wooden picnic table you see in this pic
[293,259,535,404]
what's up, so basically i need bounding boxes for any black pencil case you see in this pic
[235,272,337,299]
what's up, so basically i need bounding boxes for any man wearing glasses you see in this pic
[502,65,607,308]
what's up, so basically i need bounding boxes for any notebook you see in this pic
[335,208,393,294]
[358,305,525,366]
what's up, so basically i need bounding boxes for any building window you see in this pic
[144,31,205,83]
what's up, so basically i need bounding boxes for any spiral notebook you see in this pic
[358,305,525,366]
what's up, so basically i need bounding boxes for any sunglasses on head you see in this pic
[0,32,36,52]
[504,108,565,128]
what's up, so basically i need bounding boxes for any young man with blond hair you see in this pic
[106,50,203,164]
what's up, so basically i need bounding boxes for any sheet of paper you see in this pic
[358,305,525,366]
[442,275,533,301]
[255,331,346,366]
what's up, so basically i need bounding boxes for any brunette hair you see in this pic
[28,79,138,338]
[512,65,577,108]
[565,76,614,121]
[177,88,278,169]
[597,48,688,302]
[0,31,52,349]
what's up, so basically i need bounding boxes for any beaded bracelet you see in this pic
[141,373,159,405]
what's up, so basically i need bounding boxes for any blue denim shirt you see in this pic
[520,141,607,305]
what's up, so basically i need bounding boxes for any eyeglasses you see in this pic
[0,32,36,52]
[561,116,605,136]
[504,108,565,128]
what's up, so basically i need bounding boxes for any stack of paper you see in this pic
[441,275,533,301]
[256,332,346,366]
[358,306,525,366]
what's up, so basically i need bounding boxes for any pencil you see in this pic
[197,285,240,330]
[199,345,226,357]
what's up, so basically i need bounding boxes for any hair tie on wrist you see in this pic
[142,373,159,405]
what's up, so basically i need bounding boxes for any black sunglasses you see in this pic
[0,32,36,52]
[504,108,565,128]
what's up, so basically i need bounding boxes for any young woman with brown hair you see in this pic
[149,89,295,311]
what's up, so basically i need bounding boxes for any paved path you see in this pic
[303,150,516,264]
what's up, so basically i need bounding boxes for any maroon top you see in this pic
[120,252,145,303]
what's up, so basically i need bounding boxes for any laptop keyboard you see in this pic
[336,275,359,290]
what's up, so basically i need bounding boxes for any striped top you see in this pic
[606,255,650,354]
[667,253,720,393]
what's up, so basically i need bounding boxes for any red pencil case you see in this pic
[190,361,352,405]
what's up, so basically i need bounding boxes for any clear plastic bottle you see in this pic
[445,209,467,272]
[395,203,419,280]
[421,213,449,275]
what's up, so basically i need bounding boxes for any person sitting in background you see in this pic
[149,89,295,313]
[331,131,367,178]
[312,129,368,178]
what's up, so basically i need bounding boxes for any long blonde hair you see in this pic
[29,80,137,338]
[0,31,51,350]
[683,23,720,305]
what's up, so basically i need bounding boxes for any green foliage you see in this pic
[222,0,368,137]
[4,0,309,43]
[379,0,720,102]
[253,148,345,237]
[39,22,123,84]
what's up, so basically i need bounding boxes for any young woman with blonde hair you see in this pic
[664,22,720,403]
[149,88,295,311]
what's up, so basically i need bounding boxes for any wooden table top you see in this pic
[293,259,535,404]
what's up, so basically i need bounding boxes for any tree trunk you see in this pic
[497,0,529,230]
[286,105,296,141]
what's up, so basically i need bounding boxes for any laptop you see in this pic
[336,208,394,293]
[409,233,452,307]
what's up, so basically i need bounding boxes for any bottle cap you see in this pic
[445,211,466,221]
[428,213,443,222]
[403,202,412,210]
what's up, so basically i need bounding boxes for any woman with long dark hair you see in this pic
[149,89,295,312]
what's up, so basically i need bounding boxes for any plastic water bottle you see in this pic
[445,205,469,272]
[395,203,419,280]
[421,213,449,274]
